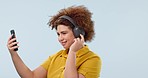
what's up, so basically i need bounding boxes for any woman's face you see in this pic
[56,25,75,49]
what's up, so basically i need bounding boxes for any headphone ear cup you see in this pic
[73,27,85,38]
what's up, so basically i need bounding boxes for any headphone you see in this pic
[59,15,85,38]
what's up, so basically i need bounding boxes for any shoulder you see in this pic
[78,45,101,59]
[89,51,101,59]
[77,45,102,65]
[83,50,101,65]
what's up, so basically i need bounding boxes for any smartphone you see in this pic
[10,30,18,51]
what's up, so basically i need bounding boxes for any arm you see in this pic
[7,35,47,78]
[64,51,85,78]
[64,34,85,78]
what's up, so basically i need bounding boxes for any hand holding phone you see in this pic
[10,30,18,51]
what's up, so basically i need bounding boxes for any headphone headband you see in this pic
[58,15,85,38]
[59,15,78,28]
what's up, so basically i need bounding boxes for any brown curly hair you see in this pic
[48,5,95,42]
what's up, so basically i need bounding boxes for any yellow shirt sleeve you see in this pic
[41,56,52,70]
[78,56,102,78]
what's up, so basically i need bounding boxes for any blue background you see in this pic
[0,0,148,78]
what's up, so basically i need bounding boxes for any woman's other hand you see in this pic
[69,34,84,52]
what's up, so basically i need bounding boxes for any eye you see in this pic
[62,32,66,34]
[61,32,67,35]
[57,33,60,36]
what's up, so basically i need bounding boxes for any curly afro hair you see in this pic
[48,5,95,42]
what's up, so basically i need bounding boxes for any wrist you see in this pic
[69,50,76,54]
[10,51,18,57]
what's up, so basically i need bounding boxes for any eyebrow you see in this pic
[57,30,68,34]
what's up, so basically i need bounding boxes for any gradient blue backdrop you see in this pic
[0,0,148,78]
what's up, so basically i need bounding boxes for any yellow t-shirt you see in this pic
[41,45,101,78]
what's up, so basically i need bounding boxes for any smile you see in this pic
[61,41,67,46]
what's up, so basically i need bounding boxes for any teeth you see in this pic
[62,41,66,43]
[62,41,67,45]
[61,40,66,46]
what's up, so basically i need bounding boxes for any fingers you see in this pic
[8,35,12,42]
[80,34,84,43]
[9,45,19,51]
[7,35,19,52]
[8,42,18,48]
[74,34,84,43]
[8,37,17,45]
[70,34,85,52]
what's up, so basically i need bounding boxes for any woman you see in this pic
[7,5,101,78]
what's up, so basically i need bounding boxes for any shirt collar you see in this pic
[76,45,89,58]
[61,49,68,58]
